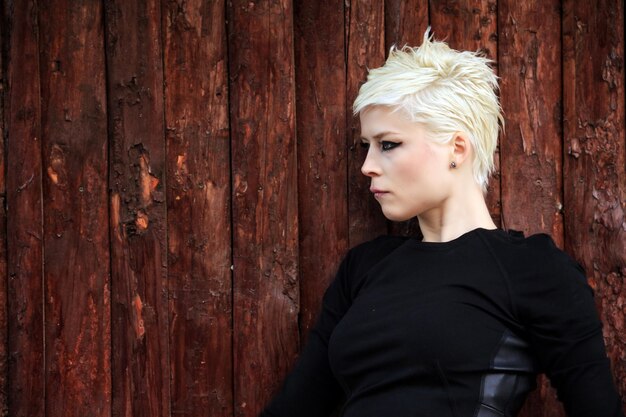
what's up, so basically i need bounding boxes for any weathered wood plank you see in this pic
[346,0,387,246]
[104,1,169,416]
[498,1,565,416]
[384,0,428,238]
[163,1,232,416]
[429,0,501,226]
[0,8,6,416]
[562,0,626,411]
[2,1,45,417]
[293,0,349,340]
[38,1,111,415]
[4,2,45,416]
[228,1,299,416]
[499,0,563,241]
[385,0,429,50]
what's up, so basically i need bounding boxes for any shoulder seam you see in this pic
[476,231,521,323]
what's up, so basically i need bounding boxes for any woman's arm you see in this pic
[516,235,624,417]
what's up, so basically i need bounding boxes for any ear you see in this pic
[450,131,472,166]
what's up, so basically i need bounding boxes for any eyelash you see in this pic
[360,141,400,152]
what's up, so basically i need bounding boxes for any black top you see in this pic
[260,228,624,417]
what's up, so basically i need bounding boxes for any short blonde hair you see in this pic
[353,29,503,192]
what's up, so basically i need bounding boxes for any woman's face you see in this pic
[359,106,455,221]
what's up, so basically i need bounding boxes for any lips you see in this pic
[370,187,388,198]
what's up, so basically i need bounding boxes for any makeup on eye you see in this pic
[381,141,400,151]
[359,140,401,152]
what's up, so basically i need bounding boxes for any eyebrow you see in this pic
[359,131,400,141]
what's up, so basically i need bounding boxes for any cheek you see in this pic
[392,146,439,184]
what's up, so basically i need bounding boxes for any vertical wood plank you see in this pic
[498,2,565,416]
[562,0,626,409]
[429,0,501,226]
[498,0,563,241]
[346,0,387,246]
[293,0,349,339]
[38,1,111,415]
[228,1,299,416]
[384,0,429,238]
[163,1,233,416]
[0,8,6,416]
[385,0,429,50]
[104,2,169,416]
[4,2,45,416]
[3,1,45,417]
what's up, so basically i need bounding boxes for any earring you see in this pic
[449,161,457,169]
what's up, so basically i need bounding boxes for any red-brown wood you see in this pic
[38,1,111,415]
[163,1,233,416]
[294,0,349,340]
[346,0,388,246]
[562,0,626,411]
[0,10,6,417]
[385,0,429,50]
[228,1,299,416]
[498,1,565,416]
[499,0,563,241]
[429,0,502,226]
[0,3,625,416]
[104,1,169,416]
[4,2,45,417]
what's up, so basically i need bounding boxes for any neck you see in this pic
[417,184,496,243]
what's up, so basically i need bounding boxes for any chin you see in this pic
[380,208,414,222]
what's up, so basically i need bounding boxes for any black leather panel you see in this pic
[475,332,537,417]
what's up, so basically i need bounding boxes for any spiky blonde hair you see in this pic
[353,29,503,192]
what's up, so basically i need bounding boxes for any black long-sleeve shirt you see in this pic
[260,228,624,417]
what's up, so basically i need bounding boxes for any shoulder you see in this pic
[480,229,586,283]
[481,230,592,318]
[344,235,409,280]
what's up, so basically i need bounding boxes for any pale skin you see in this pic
[359,105,497,243]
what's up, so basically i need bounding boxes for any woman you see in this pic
[259,31,624,417]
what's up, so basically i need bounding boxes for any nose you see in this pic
[360,147,381,177]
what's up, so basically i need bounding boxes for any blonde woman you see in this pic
[259,31,624,417]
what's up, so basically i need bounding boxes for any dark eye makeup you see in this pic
[381,141,400,151]
[359,141,400,152]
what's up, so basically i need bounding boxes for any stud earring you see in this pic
[450,161,457,169]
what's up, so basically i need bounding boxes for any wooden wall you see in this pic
[1,1,624,416]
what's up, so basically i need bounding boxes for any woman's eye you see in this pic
[381,141,399,151]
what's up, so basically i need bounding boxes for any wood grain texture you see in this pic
[384,0,429,50]
[294,0,349,340]
[104,1,169,416]
[498,1,565,416]
[498,0,563,242]
[0,9,6,416]
[0,1,44,417]
[4,2,45,416]
[38,1,111,416]
[429,0,502,226]
[228,1,299,416]
[163,1,233,416]
[346,0,387,246]
[562,0,626,411]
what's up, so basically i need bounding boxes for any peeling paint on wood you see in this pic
[1,2,625,416]
[563,0,626,411]
[164,0,233,416]
[104,1,169,416]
